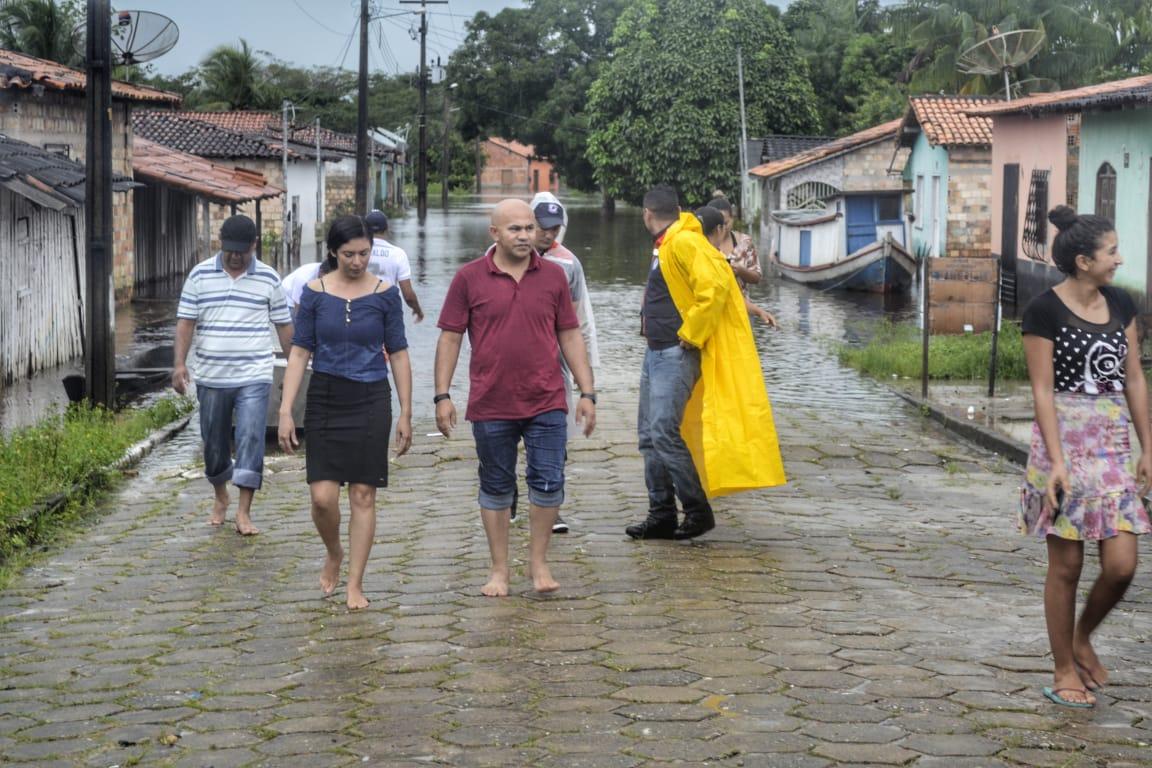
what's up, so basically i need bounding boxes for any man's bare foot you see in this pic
[209,488,230,526]
[233,513,259,536]
[346,587,369,610]
[530,563,559,594]
[1074,635,1109,688]
[481,570,510,597]
[320,551,343,596]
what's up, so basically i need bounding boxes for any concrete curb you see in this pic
[894,389,1029,466]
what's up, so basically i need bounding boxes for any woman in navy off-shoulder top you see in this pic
[278,216,413,610]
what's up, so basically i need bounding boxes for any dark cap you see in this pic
[533,200,565,229]
[220,214,257,252]
[364,210,389,234]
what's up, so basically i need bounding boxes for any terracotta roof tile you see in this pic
[169,110,280,136]
[0,48,179,104]
[132,136,283,203]
[132,111,282,159]
[488,137,534,158]
[0,133,135,209]
[966,74,1152,116]
[905,95,994,146]
[749,119,903,179]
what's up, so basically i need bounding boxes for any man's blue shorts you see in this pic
[471,409,567,510]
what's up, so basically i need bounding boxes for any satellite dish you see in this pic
[958,29,1046,101]
[73,10,179,65]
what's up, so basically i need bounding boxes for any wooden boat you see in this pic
[771,234,917,293]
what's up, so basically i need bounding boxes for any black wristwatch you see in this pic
[433,393,451,404]
[580,392,597,405]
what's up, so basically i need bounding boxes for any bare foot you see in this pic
[530,563,559,594]
[481,570,510,597]
[233,513,260,536]
[1074,635,1109,688]
[209,487,230,526]
[346,587,369,610]
[320,550,343,596]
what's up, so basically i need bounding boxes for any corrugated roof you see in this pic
[0,48,180,104]
[967,74,1152,116]
[904,95,994,147]
[0,133,135,210]
[132,137,283,204]
[749,119,903,179]
[758,135,836,164]
[132,111,282,159]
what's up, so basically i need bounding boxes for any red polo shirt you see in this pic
[438,245,580,421]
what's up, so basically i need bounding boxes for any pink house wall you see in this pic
[989,114,1068,264]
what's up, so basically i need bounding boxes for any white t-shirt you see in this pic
[280,261,321,309]
[369,237,412,283]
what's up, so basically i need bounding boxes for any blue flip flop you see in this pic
[1043,686,1095,709]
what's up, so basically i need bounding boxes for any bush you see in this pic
[839,321,1027,381]
[0,395,194,566]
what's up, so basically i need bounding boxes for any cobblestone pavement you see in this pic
[2,361,1152,767]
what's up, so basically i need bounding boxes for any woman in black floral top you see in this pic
[1021,205,1152,709]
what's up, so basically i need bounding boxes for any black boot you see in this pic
[625,513,677,540]
[674,509,715,540]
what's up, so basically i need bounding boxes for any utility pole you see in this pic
[281,99,292,272]
[85,0,114,408]
[401,0,447,220]
[315,116,323,261]
[355,0,369,212]
[736,46,749,221]
[441,81,456,209]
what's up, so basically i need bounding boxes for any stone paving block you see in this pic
[810,741,921,765]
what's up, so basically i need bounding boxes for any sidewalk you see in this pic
[1,380,1150,767]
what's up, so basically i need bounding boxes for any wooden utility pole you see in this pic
[400,0,447,220]
[355,0,370,213]
[85,0,114,408]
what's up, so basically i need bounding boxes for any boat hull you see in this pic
[772,239,915,294]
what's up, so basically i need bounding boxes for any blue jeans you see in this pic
[196,382,272,490]
[638,345,711,520]
[472,410,567,510]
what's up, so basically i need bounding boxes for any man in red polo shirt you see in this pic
[434,199,597,597]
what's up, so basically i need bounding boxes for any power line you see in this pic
[335,19,359,69]
[290,0,348,36]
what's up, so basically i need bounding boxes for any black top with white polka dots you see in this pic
[1021,286,1137,394]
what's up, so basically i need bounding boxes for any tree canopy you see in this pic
[0,0,82,67]
[586,0,820,206]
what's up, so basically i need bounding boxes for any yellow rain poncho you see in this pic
[658,212,786,497]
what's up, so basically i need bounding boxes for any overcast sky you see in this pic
[142,0,789,77]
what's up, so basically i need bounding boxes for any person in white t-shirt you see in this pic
[365,210,424,322]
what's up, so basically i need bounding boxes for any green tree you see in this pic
[0,0,82,66]
[198,38,272,110]
[448,0,628,192]
[586,0,820,205]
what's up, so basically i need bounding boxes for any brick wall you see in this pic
[842,142,907,192]
[945,146,992,258]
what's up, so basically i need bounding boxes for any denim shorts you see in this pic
[471,409,567,510]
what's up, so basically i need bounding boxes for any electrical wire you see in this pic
[290,0,349,36]
[336,18,359,70]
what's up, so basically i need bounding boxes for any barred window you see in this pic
[1095,162,1116,224]
[1022,169,1050,261]
[786,181,840,210]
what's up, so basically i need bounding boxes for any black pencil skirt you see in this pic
[305,371,392,487]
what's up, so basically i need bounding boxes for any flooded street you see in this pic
[0,197,918,433]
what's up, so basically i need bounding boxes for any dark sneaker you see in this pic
[674,512,715,540]
[552,516,569,534]
[625,517,677,540]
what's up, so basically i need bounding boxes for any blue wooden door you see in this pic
[845,196,877,255]
[799,230,812,267]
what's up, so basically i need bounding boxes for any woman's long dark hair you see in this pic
[694,205,725,238]
[1048,205,1114,276]
[323,215,372,273]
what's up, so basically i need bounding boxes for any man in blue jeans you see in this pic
[173,215,293,535]
[628,185,728,541]
[434,199,596,596]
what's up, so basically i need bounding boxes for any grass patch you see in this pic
[0,395,194,571]
[839,320,1027,381]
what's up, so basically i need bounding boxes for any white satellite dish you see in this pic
[958,29,1046,101]
[73,10,179,65]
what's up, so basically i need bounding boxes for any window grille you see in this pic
[1095,162,1116,224]
[1022,169,1050,261]
[785,181,839,210]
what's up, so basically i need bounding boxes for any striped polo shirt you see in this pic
[177,253,292,387]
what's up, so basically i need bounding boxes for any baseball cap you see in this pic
[219,215,257,252]
[533,200,565,230]
[364,210,389,234]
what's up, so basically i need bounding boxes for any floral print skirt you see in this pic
[1020,392,1152,540]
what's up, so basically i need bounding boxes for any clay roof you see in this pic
[132,137,283,204]
[487,137,534,159]
[169,110,280,136]
[0,133,135,210]
[132,111,282,159]
[903,95,994,147]
[0,48,179,104]
[966,74,1152,116]
[283,124,396,156]
[749,119,903,179]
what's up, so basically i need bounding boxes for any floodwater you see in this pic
[0,196,917,434]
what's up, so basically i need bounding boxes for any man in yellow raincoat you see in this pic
[626,185,786,541]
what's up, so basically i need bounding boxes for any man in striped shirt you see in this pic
[172,215,294,535]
